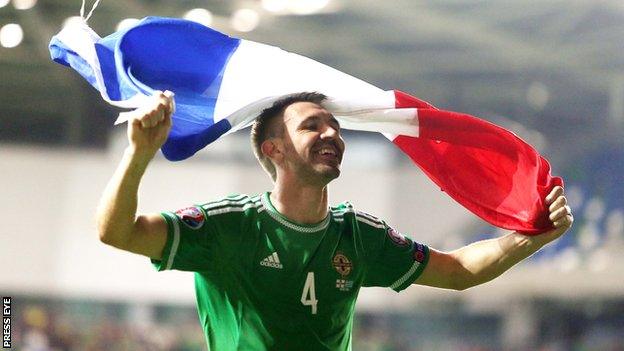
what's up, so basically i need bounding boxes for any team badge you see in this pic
[174,206,205,229]
[387,227,410,246]
[332,252,354,292]
[332,252,353,276]
[413,243,426,263]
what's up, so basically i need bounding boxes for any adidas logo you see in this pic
[260,252,283,269]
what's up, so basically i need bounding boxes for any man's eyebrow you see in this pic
[297,113,340,128]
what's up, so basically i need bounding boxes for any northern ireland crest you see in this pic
[332,252,353,277]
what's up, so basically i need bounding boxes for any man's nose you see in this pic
[321,125,339,139]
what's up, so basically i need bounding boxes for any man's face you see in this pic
[276,101,345,184]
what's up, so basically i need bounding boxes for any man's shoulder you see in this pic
[198,193,264,217]
[330,200,355,214]
[330,201,386,229]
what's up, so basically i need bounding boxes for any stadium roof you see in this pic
[1,0,622,152]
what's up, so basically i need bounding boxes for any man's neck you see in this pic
[270,177,329,224]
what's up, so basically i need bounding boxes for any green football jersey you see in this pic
[152,192,429,351]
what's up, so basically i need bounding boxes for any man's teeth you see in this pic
[319,148,336,155]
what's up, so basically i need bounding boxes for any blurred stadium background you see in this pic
[1,0,623,350]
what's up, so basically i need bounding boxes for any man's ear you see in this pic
[261,139,282,162]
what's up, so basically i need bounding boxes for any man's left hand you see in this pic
[540,185,574,241]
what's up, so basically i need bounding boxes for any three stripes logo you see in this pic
[260,252,283,269]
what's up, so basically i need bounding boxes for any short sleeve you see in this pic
[150,196,251,272]
[359,214,429,292]
[151,206,216,272]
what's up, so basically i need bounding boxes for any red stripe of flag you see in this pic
[392,90,563,234]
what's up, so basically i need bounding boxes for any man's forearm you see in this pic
[449,232,550,290]
[415,187,572,291]
[96,147,152,247]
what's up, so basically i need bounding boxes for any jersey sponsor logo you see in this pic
[413,243,426,263]
[387,227,410,246]
[174,206,205,229]
[260,252,283,269]
[332,252,353,277]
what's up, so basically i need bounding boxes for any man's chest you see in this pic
[237,222,363,314]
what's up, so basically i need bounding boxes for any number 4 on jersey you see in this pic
[301,272,318,314]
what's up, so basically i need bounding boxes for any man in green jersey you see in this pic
[96,91,573,350]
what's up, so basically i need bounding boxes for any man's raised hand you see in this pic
[540,185,574,241]
[97,90,174,259]
[127,90,174,161]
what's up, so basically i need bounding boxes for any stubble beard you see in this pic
[311,151,343,184]
[283,140,342,186]
[294,155,341,186]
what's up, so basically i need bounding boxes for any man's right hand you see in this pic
[127,90,175,161]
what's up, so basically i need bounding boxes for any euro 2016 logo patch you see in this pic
[175,206,205,229]
[387,227,410,246]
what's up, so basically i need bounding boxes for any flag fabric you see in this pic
[49,16,562,234]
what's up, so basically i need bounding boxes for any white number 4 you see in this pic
[301,272,318,314]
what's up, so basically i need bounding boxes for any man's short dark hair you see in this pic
[250,92,327,182]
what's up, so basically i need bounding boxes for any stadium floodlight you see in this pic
[0,23,23,48]
[116,18,140,32]
[0,0,10,9]
[288,0,330,15]
[262,0,288,13]
[184,8,213,28]
[526,81,550,111]
[12,0,37,10]
[606,209,624,237]
[231,8,259,32]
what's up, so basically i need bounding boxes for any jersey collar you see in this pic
[261,192,331,233]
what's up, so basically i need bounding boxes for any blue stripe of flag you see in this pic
[50,17,241,160]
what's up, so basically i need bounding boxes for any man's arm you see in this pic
[96,91,174,260]
[414,186,573,290]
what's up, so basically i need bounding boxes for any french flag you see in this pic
[49,16,562,234]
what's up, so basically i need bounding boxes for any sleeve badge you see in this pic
[174,206,205,229]
[413,243,426,263]
[387,227,410,246]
